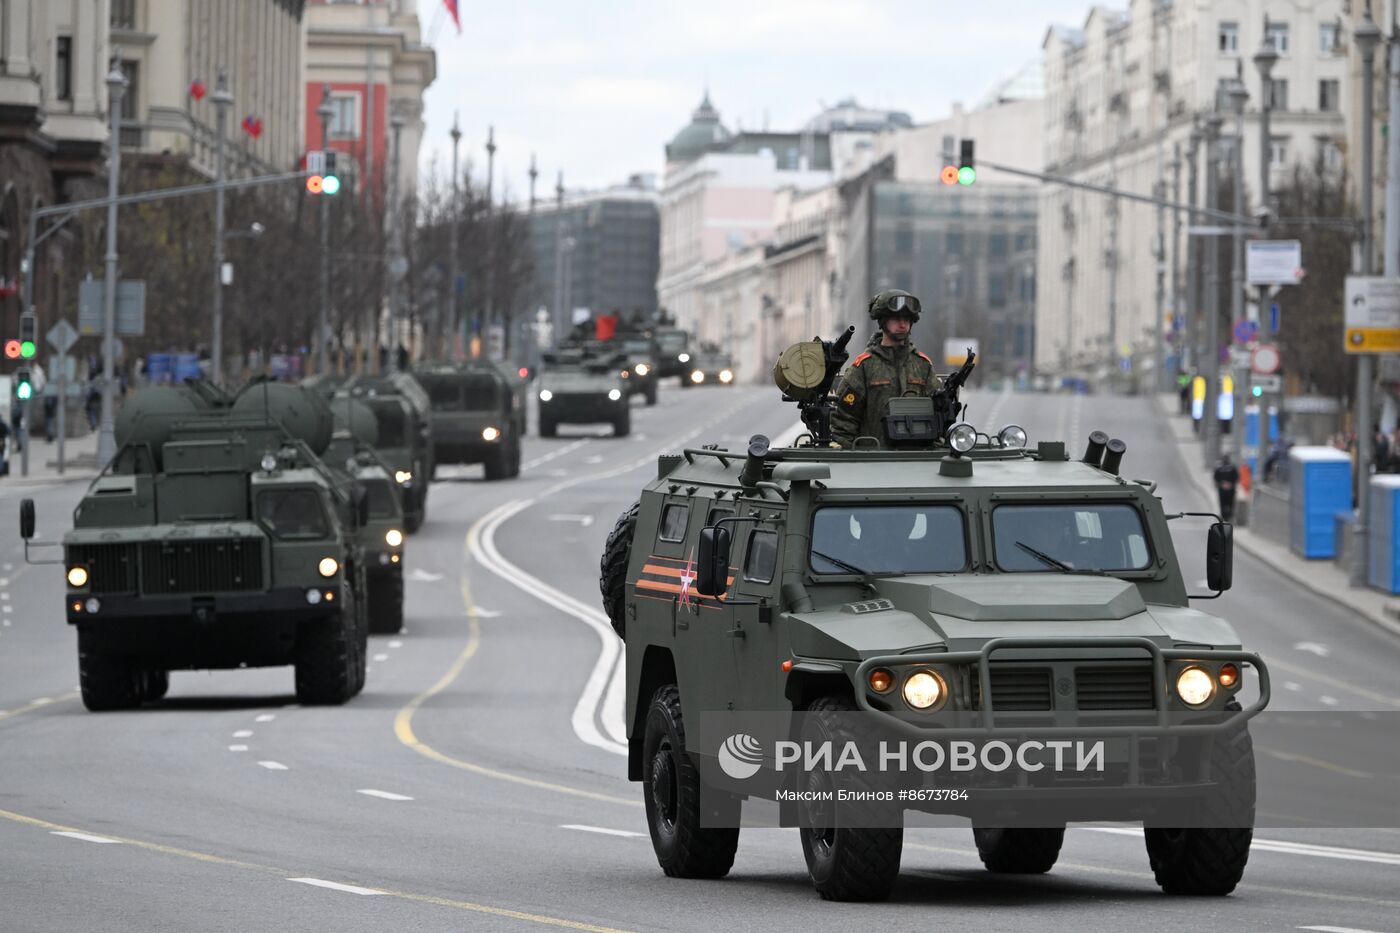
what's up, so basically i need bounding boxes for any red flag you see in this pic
[241,115,263,139]
[443,0,461,33]
[189,79,206,101]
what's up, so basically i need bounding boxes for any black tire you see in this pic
[368,569,405,635]
[600,500,639,638]
[798,695,903,901]
[540,417,557,438]
[142,670,170,702]
[973,827,1065,874]
[483,442,511,481]
[349,580,368,696]
[403,505,424,534]
[614,414,631,438]
[645,384,658,406]
[78,629,142,711]
[642,684,740,879]
[1144,700,1255,896]
[294,610,357,705]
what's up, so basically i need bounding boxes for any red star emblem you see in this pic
[678,550,697,609]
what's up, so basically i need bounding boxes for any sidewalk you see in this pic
[1153,393,1400,639]
[2,429,101,489]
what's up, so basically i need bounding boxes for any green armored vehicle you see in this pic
[616,337,660,406]
[326,397,407,633]
[21,382,369,711]
[412,363,522,480]
[652,323,691,381]
[339,374,433,533]
[537,348,631,438]
[682,343,735,387]
[601,334,1267,902]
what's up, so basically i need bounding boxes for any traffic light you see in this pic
[1252,385,1263,397]
[322,151,340,196]
[958,139,976,185]
[3,340,20,360]
[15,367,32,401]
[18,310,36,359]
[306,149,340,196]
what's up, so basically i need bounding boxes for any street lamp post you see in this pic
[1227,72,1249,458]
[1202,111,1224,468]
[1353,9,1383,587]
[483,127,496,356]
[1186,123,1203,378]
[387,109,405,373]
[1253,20,1280,436]
[96,59,128,468]
[1169,144,1182,391]
[552,171,565,343]
[210,69,231,384]
[316,84,334,375]
[449,113,462,360]
[528,153,538,214]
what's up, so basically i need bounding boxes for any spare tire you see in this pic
[600,500,640,639]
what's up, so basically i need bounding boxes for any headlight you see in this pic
[608,388,623,401]
[948,422,978,453]
[67,566,89,588]
[635,363,649,376]
[1175,667,1215,707]
[998,424,1028,448]
[260,453,278,473]
[539,389,553,402]
[719,369,734,383]
[84,597,101,614]
[318,557,339,578]
[678,352,691,363]
[394,470,413,485]
[385,529,404,548]
[690,370,705,383]
[482,426,500,441]
[902,670,945,710]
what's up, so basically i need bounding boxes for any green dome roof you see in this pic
[665,93,731,164]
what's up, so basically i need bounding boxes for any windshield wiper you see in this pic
[1015,540,1081,573]
[811,549,872,576]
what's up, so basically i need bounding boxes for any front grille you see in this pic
[971,666,1053,711]
[139,539,264,594]
[1076,664,1156,710]
[68,543,138,593]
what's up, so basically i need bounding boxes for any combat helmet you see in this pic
[867,289,922,323]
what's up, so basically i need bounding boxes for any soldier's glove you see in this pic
[828,440,842,449]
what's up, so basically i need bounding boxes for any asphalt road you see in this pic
[1,382,1397,933]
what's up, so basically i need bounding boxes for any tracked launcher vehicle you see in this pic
[602,330,1268,902]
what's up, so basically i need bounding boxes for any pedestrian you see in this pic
[830,289,943,448]
[43,394,56,442]
[1213,454,1240,522]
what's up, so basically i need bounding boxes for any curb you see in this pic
[1152,395,1400,640]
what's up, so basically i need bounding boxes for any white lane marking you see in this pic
[232,730,253,738]
[465,607,501,618]
[2,563,11,571]
[257,761,289,771]
[228,745,248,752]
[51,831,121,844]
[1299,926,1392,933]
[287,878,384,896]
[560,824,644,838]
[1285,681,1303,692]
[254,714,275,723]
[521,438,589,472]
[388,640,403,648]
[1294,641,1331,658]
[30,697,53,706]
[1084,828,1400,865]
[549,514,594,527]
[0,577,8,586]
[373,653,389,662]
[356,788,414,801]
[547,468,568,477]
[0,593,9,601]
[585,455,604,464]
[983,383,1013,427]
[1319,695,1339,707]
[408,569,444,583]
[601,649,628,745]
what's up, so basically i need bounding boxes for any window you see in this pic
[1218,21,1238,53]
[1320,138,1342,171]
[894,226,913,256]
[810,505,966,575]
[55,36,72,101]
[946,231,963,257]
[706,506,734,526]
[1268,79,1288,111]
[988,272,1006,308]
[1319,21,1339,55]
[1266,21,1289,54]
[992,503,1152,573]
[328,95,358,139]
[364,480,399,519]
[658,503,688,542]
[743,531,779,584]
[989,232,1008,259]
[1319,79,1339,113]
[1270,137,1289,167]
[257,489,331,540]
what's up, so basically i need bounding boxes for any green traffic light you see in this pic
[958,166,976,186]
[19,340,35,359]
[1251,385,1263,397]
[322,175,341,196]
[16,381,32,400]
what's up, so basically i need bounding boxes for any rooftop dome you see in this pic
[665,92,732,164]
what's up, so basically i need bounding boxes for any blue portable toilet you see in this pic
[1288,447,1352,559]
[1369,475,1400,592]
[146,353,172,385]
[173,353,201,383]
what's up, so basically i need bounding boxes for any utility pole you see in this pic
[316,84,333,375]
[1253,21,1280,432]
[1227,72,1249,457]
[1385,21,1400,279]
[387,108,405,373]
[449,112,462,360]
[96,58,127,469]
[528,153,538,213]
[483,126,496,357]
[553,171,565,343]
[1169,144,1182,390]
[1202,111,1224,468]
[1353,8,1383,586]
[1186,123,1203,378]
[211,68,231,384]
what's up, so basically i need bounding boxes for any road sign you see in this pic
[1344,276,1400,353]
[944,338,979,367]
[1250,374,1282,393]
[1247,240,1304,285]
[1250,343,1281,374]
[78,280,146,337]
[1233,319,1258,343]
[47,319,78,354]
[1269,302,1280,332]
[1229,348,1251,368]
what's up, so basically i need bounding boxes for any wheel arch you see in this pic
[629,644,677,781]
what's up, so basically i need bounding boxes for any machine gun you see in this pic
[931,347,977,439]
[772,326,855,447]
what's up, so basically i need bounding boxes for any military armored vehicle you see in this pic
[537,348,631,438]
[21,381,369,711]
[652,324,691,380]
[412,362,522,480]
[682,343,735,387]
[326,397,407,633]
[601,332,1268,902]
[338,374,433,533]
[615,336,660,406]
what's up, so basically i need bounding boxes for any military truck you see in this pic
[412,362,522,480]
[326,397,407,634]
[681,343,735,388]
[652,324,691,381]
[601,335,1268,902]
[339,375,433,533]
[616,336,660,406]
[537,349,631,438]
[21,382,369,711]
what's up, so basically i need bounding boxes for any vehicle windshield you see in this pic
[810,505,966,575]
[656,331,687,352]
[622,340,653,355]
[992,503,1152,572]
[364,479,399,519]
[256,488,330,540]
[369,401,411,447]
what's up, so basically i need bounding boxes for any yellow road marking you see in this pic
[0,806,635,931]
[0,690,79,722]
[1257,747,1376,779]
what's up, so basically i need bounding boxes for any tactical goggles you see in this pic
[876,294,920,316]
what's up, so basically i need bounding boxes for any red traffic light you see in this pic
[307,174,324,194]
[3,339,20,360]
[940,165,959,186]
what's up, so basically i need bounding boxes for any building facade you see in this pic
[1039,0,1346,382]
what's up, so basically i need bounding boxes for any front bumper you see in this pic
[541,395,627,424]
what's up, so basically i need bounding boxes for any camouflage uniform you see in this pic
[830,332,944,447]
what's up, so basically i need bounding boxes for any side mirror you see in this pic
[19,498,35,540]
[1206,522,1233,592]
[696,525,731,597]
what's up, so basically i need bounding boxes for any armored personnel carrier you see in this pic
[412,362,522,480]
[338,374,433,532]
[681,343,735,387]
[537,348,631,438]
[602,332,1267,902]
[21,381,369,711]
[652,323,691,381]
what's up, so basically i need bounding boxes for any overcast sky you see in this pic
[415,1,1094,198]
